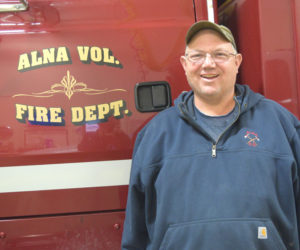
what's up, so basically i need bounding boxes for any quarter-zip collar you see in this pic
[176,84,264,157]
[176,84,263,123]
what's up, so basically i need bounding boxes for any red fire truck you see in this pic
[0,0,298,249]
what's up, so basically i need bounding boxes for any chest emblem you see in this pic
[244,131,260,147]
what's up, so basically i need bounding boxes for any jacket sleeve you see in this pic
[121,131,149,249]
[292,121,300,247]
[296,126,300,246]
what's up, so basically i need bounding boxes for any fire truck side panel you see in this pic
[0,0,194,165]
[0,211,125,250]
[0,186,128,218]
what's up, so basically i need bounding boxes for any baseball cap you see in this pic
[185,20,237,50]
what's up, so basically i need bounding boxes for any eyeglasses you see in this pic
[184,50,237,64]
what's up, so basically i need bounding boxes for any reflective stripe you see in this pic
[207,0,215,22]
[0,160,131,193]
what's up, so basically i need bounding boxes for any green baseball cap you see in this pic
[185,20,237,50]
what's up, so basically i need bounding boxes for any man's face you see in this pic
[180,29,242,106]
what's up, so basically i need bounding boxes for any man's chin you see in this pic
[193,87,223,103]
[200,86,220,97]
[189,81,220,98]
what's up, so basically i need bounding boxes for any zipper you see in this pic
[211,97,241,158]
[179,96,243,158]
[212,144,217,157]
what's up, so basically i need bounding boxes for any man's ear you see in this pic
[235,53,243,68]
[180,56,187,71]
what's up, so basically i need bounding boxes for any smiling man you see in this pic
[122,21,300,250]
[181,25,242,116]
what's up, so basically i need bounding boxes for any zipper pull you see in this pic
[212,144,217,158]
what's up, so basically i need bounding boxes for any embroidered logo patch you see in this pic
[258,227,268,239]
[244,131,260,147]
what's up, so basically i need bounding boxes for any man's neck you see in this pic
[194,94,236,116]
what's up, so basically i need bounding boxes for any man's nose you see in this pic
[202,53,216,67]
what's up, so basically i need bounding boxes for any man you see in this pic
[122,20,300,249]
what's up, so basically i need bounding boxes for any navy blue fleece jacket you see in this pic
[122,84,300,250]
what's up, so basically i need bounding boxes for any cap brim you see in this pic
[186,21,225,44]
[185,21,237,51]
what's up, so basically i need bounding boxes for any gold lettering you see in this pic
[35,106,49,122]
[77,46,90,62]
[31,51,43,67]
[27,105,35,121]
[85,105,97,121]
[16,104,27,121]
[50,107,63,123]
[90,47,102,62]
[97,103,110,119]
[103,48,114,64]
[18,54,31,71]
[17,47,71,72]
[43,48,56,64]
[110,100,124,117]
[16,104,64,125]
[71,107,84,123]
[56,47,69,62]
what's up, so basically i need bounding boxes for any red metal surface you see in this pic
[0,186,128,218]
[195,0,218,22]
[0,0,194,166]
[0,211,125,250]
[292,0,300,118]
[196,0,209,21]
[219,0,300,118]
